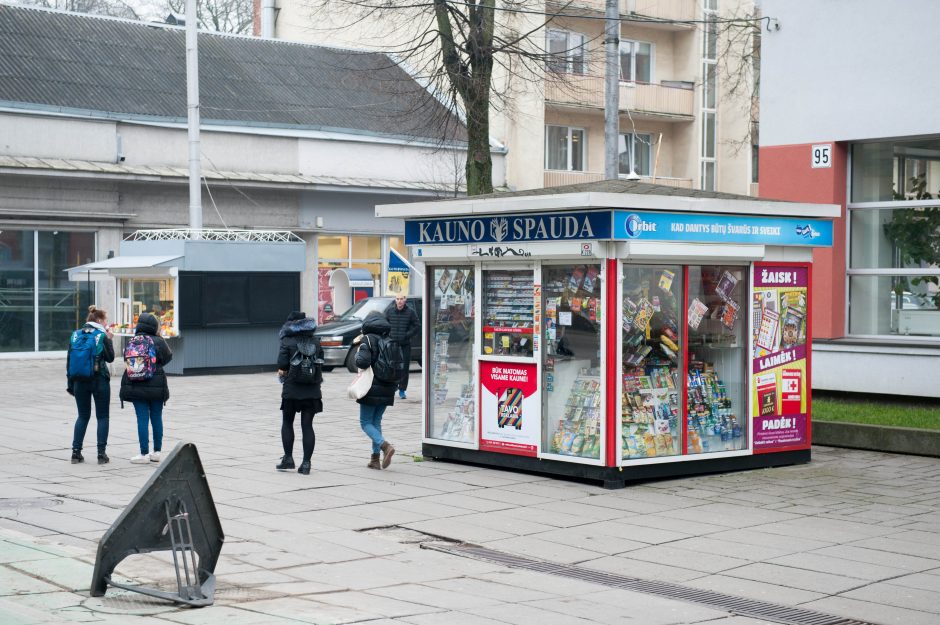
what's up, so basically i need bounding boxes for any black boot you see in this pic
[298,460,311,475]
[97,451,110,465]
[276,455,295,471]
[71,449,84,464]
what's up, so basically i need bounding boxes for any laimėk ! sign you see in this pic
[405,212,612,245]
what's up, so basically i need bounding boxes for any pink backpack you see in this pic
[124,335,157,381]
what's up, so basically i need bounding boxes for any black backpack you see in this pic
[289,337,323,385]
[369,335,404,383]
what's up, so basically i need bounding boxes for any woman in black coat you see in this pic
[355,311,396,470]
[276,311,323,475]
[119,312,172,465]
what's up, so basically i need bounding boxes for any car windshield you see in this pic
[337,298,392,321]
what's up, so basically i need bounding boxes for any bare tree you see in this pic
[302,0,577,195]
[715,3,762,156]
[166,0,253,33]
[14,0,139,19]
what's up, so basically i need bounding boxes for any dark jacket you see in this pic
[355,313,397,406]
[119,313,172,405]
[66,321,115,393]
[384,301,419,345]
[277,317,323,401]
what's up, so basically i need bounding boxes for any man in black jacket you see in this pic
[384,295,418,399]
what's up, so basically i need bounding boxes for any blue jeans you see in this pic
[72,378,110,452]
[132,400,164,455]
[359,404,387,454]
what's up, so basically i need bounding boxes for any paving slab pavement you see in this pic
[1,359,939,624]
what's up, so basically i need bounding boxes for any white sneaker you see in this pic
[149,451,162,463]
[130,454,150,464]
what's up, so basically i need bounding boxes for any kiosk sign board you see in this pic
[479,361,539,456]
[405,211,612,245]
[750,264,810,452]
[613,211,833,247]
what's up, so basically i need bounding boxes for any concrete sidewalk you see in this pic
[1,359,938,624]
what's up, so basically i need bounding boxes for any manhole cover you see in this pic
[0,498,63,510]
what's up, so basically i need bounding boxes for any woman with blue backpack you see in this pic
[119,312,172,464]
[67,305,115,464]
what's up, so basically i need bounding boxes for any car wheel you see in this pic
[345,347,358,373]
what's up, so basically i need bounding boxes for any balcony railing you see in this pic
[544,170,693,189]
[548,0,697,26]
[545,73,695,118]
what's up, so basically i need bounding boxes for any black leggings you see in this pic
[281,409,316,462]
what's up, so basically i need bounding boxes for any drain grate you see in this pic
[423,543,878,625]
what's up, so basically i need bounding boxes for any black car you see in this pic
[314,296,422,372]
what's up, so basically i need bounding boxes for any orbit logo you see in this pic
[623,213,657,238]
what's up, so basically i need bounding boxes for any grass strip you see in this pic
[813,396,940,431]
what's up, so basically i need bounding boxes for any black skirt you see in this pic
[280,398,323,414]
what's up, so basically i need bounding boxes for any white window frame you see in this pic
[547,29,587,75]
[700,2,719,191]
[619,39,654,84]
[544,125,587,172]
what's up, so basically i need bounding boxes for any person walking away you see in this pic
[276,311,323,475]
[384,295,418,399]
[355,312,397,469]
[67,306,115,464]
[119,313,172,464]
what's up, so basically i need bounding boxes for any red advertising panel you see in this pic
[479,361,539,456]
[751,263,811,452]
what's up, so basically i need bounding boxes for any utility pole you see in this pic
[185,0,203,235]
[604,0,620,180]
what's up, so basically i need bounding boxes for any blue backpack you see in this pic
[67,328,104,381]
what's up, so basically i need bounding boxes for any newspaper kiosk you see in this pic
[377,181,838,487]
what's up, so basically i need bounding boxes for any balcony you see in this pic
[545,73,695,120]
[548,0,697,28]
[544,170,693,189]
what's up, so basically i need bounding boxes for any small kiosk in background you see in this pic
[68,230,305,374]
[376,181,838,487]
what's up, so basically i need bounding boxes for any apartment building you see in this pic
[262,0,756,195]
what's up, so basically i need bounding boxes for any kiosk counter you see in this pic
[377,181,839,487]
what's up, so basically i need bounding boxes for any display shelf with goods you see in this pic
[621,265,682,460]
[428,266,476,444]
[111,277,178,338]
[482,269,533,357]
[686,266,747,454]
[542,264,603,460]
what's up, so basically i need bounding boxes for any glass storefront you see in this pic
[849,138,940,338]
[542,264,603,460]
[621,265,682,459]
[428,265,476,443]
[0,229,94,352]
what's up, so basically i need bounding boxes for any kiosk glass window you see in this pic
[621,265,682,460]
[116,278,176,336]
[481,269,534,357]
[542,264,603,459]
[428,266,476,443]
[686,266,747,454]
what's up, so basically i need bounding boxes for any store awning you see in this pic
[329,268,375,288]
[66,255,181,281]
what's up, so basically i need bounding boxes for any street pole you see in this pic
[604,0,620,180]
[185,0,203,235]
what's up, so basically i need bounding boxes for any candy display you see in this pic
[686,360,743,453]
[621,265,682,459]
[482,270,533,356]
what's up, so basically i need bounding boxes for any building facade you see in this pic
[759,0,940,397]
[264,0,757,195]
[0,5,504,356]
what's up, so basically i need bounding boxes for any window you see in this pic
[619,40,652,83]
[545,125,586,171]
[848,139,940,338]
[700,2,718,191]
[618,133,652,176]
[547,29,586,74]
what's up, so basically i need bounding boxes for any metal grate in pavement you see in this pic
[422,542,878,625]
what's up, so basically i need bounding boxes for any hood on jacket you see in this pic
[279,317,318,339]
[135,313,159,336]
[361,311,391,336]
[84,321,107,333]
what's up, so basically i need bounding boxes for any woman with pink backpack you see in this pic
[119,312,172,464]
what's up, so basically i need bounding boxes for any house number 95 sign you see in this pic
[811,144,832,168]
